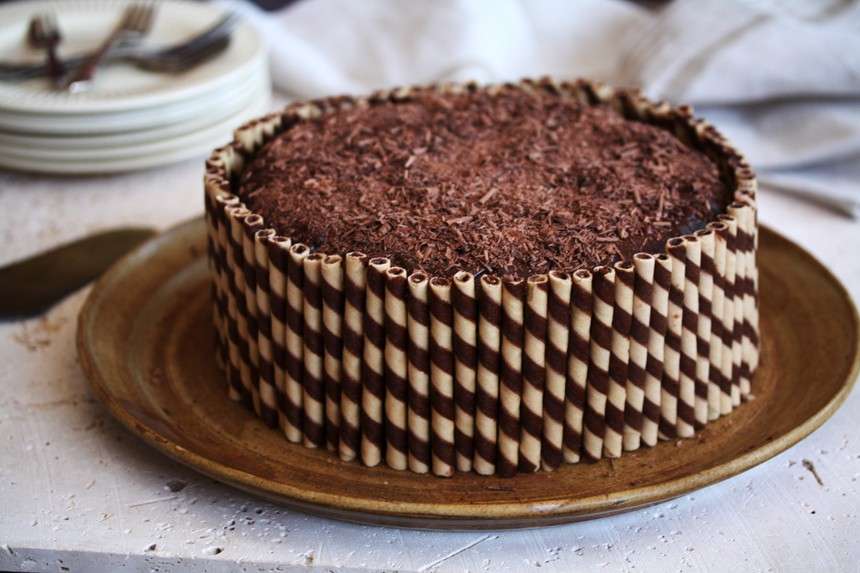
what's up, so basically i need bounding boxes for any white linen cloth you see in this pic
[222,0,860,217]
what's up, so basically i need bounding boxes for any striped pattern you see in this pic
[541,271,571,470]
[384,266,410,470]
[321,255,345,451]
[564,270,592,463]
[662,239,685,441]
[715,218,737,415]
[226,205,252,408]
[678,236,701,437]
[407,272,432,474]
[302,253,326,448]
[339,252,367,462]
[623,254,654,452]
[241,215,264,417]
[519,274,548,472]
[283,244,308,443]
[473,275,502,475]
[452,271,478,472]
[606,262,633,458]
[361,257,390,467]
[643,255,670,447]
[429,277,456,477]
[498,278,526,476]
[696,229,720,422]
[254,228,278,428]
[266,235,291,433]
[584,266,614,461]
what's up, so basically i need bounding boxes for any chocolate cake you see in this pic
[204,78,760,477]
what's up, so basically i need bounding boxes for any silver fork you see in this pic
[27,13,64,85]
[63,3,156,91]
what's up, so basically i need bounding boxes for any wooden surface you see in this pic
[74,219,858,529]
[1,161,859,570]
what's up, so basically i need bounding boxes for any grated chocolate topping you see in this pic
[238,84,730,277]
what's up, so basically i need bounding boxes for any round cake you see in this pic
[204,78,759,477]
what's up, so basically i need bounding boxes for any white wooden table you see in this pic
[0,156,858,573]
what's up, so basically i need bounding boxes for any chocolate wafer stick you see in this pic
[678,235,701,437]
[227,205,253,409]
[624,254,654,452]
[242,214,264,417]
[254,227,278,428]
[606,262,633,458]
[643,255,670,447]
[384,266,409,470]
[302,253,326,448]
[340,252,367,462]
[452,271,478,472]
[473,275,502,475]
[498,277,526,476]
[564,269,592,463]
[715,217,737,415]
[694,229,715,425]
[662,238,685,440]
[407,271,431,474]
[361,257,390,467]
[266,235,292,433]
[429,277,456,477]
[284,243,309,443]
[519,274,548,472]
[541,270,571,470]
[704,224,726,420]
[584,266,614,461]
[321,254,345,452]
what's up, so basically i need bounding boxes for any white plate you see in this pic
[0,92,270,174]
[0,0,265,114]
[0,59,267,134]
[0,68,268,146]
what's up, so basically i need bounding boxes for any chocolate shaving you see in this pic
[238,84,729,276]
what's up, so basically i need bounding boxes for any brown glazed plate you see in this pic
[77,218,860,530]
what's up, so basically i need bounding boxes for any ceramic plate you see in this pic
[77,220,860,529]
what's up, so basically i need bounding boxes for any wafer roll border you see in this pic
[203,78,759,475]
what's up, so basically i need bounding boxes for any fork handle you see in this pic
[63,29,123,89]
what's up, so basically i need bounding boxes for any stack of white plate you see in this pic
[0,0,270,174]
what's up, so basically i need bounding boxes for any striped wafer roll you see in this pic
[407,271,431,474]
[730,202,757,398]
[541,270,571,470]
[583,266,614,461]
[694,229,715,425]
[497,277,526,476]
[254,228,278,428]
[266,236,292,433]
[284,243,309,443]
[242,214,264,416]
[226,205,252,407]
[340,252,367,462]
[214,195,240,385]
[606,262,633,458]
[519,274,548,472]
[384,266,409,470]
[662,239,685,440]
[715,217,738,413]
[205,193,226,371]
[302,253,326,448]
[361,257,390,467]
[726,206,747,403]
[624,254,654,452]
[452,271,478,472]
[705,223,727,420]
[473,275,502,475]
[564,269,592,463]
[321,255,345,451]
[678,235,701,437]
[429,277,456,477]
[642,255,670,447]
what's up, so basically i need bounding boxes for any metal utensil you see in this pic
[1,12,237,81]
[0,227,156,320]
[63,3,156,91]
[27,12,64,85]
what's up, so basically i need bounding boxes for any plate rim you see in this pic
[76,219,860,527]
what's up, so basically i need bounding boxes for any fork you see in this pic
[63,3,156,91]
[27,13,64,85]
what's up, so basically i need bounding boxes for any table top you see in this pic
[0,153,858,573]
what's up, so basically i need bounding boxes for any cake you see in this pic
[203,78,759,477]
